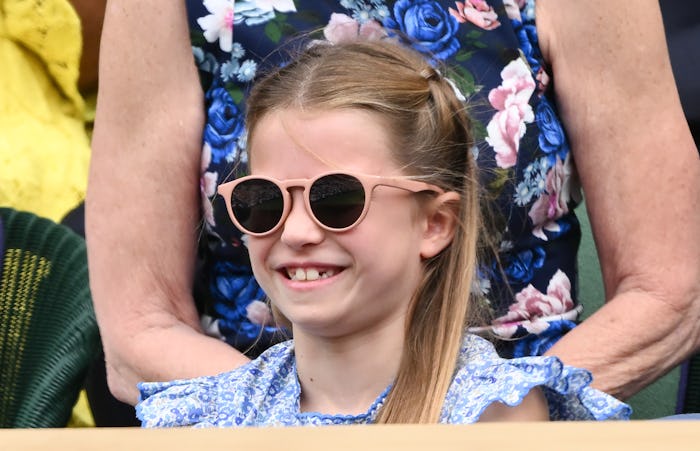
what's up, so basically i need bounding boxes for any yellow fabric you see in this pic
[67,390,95,427]
[0,0,91,222]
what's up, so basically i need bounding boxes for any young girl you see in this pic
[136,40,630,426]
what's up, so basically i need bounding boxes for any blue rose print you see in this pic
[536,97,570,167]
[502,247,546,285]
[511,19,541,74]
[513,320,577,357]
[383,0,460,62]
[204,83,245,164]
[209,262,279,350]
[210,262,259,304]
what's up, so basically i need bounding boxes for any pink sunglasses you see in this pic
[217,171,444,236]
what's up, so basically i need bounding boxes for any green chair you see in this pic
[683,355,700,413]
[0,207,100,427]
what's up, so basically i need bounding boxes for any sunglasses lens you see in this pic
[310,174,365,229]
[231,179,284,234]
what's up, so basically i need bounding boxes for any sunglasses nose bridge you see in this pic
[283,183,307,210]
[277,186,327,243]
[282,183,310,215]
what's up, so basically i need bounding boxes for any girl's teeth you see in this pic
[288,268,336,281]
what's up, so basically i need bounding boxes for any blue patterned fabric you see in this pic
[137,335,631,426]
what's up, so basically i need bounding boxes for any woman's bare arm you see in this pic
[87,0,249,405]
[537,0,700,399]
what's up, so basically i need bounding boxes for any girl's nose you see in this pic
[279,190,325,249]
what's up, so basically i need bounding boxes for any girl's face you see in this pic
[246,108,430,340]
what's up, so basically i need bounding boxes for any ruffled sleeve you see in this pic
[137,375,220,427]
[442,335,632,422]
[137,340,299,427]
[497,356,630,421]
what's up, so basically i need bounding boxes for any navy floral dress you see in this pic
[187,0,583,358]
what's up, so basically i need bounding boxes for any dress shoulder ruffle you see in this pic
[137,373,220,427]
[442,335,632,422]
[137,341,297,427]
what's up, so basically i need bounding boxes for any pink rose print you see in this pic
[201,143,219,227]
[528,154,579,241]
[449,1,500,30]
[485,58,536,168]
[493,269,574,333]
[323,13,387,44]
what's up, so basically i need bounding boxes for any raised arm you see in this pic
[86,0,249,405]
[537,0,700,399]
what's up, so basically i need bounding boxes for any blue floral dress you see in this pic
[188,0,583,358]
[136,334,631,426]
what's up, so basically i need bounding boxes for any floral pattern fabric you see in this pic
[186,0,584,358]
[136,334,631,426]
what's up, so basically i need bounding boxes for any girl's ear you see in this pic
[419,192,460,259]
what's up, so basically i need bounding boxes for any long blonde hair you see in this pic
[246,40,483,423]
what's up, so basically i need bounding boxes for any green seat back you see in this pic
[0,208,100,427]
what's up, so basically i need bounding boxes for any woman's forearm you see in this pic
[538,0,700,398]
[546,290,700,399]
[87,0,250,404]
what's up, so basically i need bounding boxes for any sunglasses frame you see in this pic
[217,171,445,237]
